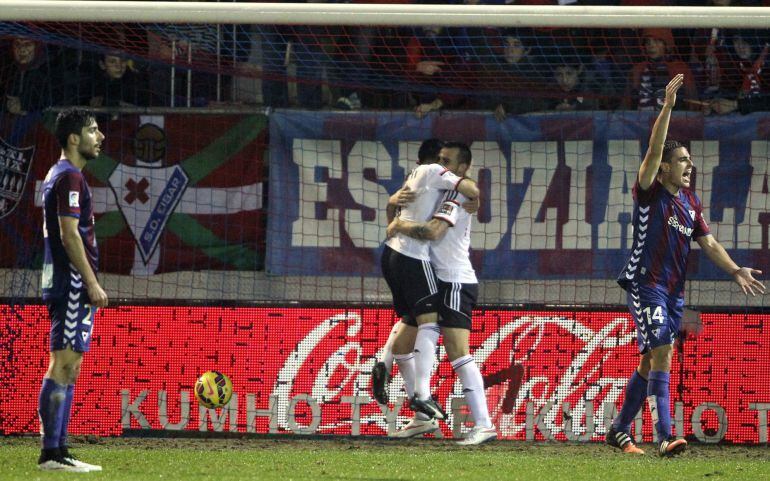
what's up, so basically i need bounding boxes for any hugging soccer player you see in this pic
[607,75,765,456]
[38,108,108,472]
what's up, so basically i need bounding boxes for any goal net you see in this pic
[1,2,770,443]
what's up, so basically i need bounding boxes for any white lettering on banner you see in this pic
[692,141,731,250]
[287,139,770,251]
[598,140,639,249]
[291,139,342,247]
[345,141,393,248]
[119,392,752,442]
[562,141,593,249]
[469,141,508,250]
[743,141,770,249]
[511,142,559,249]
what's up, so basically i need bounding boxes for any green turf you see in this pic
[4,436,769,481]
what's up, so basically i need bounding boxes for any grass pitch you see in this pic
[4,435,769,481]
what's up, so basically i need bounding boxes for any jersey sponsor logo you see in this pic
[667,215,693,237]
[0,136,35,219]
[69,191,80,208]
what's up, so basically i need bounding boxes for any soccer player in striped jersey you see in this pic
[607,75,765,456]
[386,142,496,446]
[379,140,479,437]
[38,108,108,472]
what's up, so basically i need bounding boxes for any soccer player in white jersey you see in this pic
[372,139,444,405]
[386,142,496,445]
[379,140,480,431]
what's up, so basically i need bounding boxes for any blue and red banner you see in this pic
[267,110,770,279]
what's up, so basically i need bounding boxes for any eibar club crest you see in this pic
[0,136,34,219]
[108,122,189,264]
[689,209,696,221]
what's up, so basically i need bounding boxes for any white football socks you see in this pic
[414,322,441,401]
[394,352,416,399]
[451,354,492,429]
[381,321,402,374]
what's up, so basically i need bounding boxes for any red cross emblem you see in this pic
[125,178,149,204]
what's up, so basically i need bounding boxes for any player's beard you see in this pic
[79,143,99,161]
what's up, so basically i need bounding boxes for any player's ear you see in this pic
[68,132,80,147]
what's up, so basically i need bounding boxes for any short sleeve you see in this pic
[432,192,467,227]
[55,171,84,218]
[423,163,463,192]
[633,177,660,204]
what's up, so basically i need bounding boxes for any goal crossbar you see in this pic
[1,2,770,28]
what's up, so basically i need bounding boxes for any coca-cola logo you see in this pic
[270,310,638,438]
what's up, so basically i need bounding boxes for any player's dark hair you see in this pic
[417,138,444,164]
[662,140,685,163]
[443,141,473,166]
[55,107,95,149]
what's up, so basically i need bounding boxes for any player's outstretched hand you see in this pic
[733,267,766,296]
[87,283,109,308]
[664,74,684,108]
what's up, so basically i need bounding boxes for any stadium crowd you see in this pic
[1,0,770,117]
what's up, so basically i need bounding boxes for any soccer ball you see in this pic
[194,371,233,409]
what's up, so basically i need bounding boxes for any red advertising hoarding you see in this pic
[1,305,768,443]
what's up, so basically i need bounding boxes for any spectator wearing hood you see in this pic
[3,37,55,115]
[626,28,697,110]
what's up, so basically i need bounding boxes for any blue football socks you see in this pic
[647,370,672,441]
[38,378,67,449]
[612,370,648,433]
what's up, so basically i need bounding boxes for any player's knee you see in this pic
[445,344,469,362]
[649,344,673,371]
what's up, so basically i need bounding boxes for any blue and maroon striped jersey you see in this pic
[41,159,98,301]
[617,179,710,297]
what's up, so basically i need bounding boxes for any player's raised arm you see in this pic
[696,235,766,296]
[638,74,684,190]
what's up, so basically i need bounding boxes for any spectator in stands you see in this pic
[362,26,414,109]
[706,30,769,114]
[88,53,146,108]
[583,32,626,110]
[406,26,473,118]
[146,27,220,107]
[3,37,55,115]
[626,28,698,110]
[477,29,547,120]
[545,61,600,112]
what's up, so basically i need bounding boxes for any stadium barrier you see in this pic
[2,304,769,444]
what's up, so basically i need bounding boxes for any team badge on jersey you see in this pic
[0,136,35,219]
[438,202,456,216]
[689,209,695,221]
